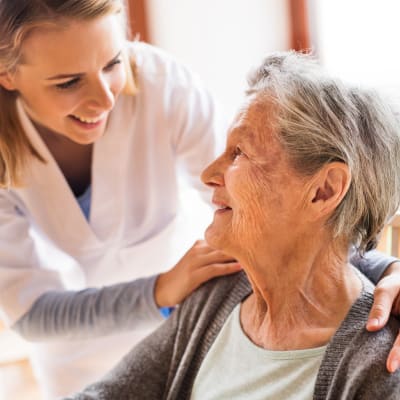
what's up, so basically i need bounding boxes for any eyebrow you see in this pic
[45,51,122,80]
[230,126,255,142]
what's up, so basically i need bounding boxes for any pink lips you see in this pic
[69,115,106,130]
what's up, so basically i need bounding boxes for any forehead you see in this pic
[229,94,279,146]
[19,14,123,71]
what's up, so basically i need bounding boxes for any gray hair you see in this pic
[247,51,400,253]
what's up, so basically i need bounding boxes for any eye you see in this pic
[55,77,81,90]
[104,59,122,71]
[233,146,244,159]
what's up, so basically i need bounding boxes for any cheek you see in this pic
[111,67,127,95]
[20,90,78,124]
[229,166,273,242]
[52,93,81,111]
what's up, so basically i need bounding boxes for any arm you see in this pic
[0,192,65,327]
[15,240,240,341]
[13,276,163,341]
[350,248,398,283]
[0,189,164,340]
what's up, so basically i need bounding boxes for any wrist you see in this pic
[154,271,174,308]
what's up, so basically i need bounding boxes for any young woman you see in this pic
[0,1,399,398]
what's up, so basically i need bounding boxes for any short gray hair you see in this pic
[247,51,400,253]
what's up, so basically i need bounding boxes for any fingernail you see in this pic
[368,318,380,328]
[390,360,399,373]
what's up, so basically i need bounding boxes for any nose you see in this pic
[87,75,115,111]
[201,155,225,187]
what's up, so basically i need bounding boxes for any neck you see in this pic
[239,235,362,351]
[28,116,93,196]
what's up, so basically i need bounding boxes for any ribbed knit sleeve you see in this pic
[13,275,163,341]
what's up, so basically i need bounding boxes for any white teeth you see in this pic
[74,115,103,124]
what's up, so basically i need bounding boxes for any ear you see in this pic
[0,71,17,91]
[308,162,351,220]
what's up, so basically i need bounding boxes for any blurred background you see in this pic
[130,0,400,120]
[1,1,400,398]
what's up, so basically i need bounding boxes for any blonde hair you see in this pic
[0,0,136,187]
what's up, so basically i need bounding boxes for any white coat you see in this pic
[0,42,222,398]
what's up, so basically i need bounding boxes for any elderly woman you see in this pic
[67,52,400,399]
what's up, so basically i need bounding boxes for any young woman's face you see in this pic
[4,14,127,144]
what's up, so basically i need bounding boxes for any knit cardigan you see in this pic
[66,271,400,400]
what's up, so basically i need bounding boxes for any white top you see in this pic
[191,304,326,400]
[0,42,223,398]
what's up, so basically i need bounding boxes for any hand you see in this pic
[366,261,400,373]
[154,240,241,308]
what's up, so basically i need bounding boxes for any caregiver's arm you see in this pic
[351,249,400,372]
[351,248,398,283]
[13,276,163,340]
[14,241,240,341]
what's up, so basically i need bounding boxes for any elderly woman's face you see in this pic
[201,96,308,258]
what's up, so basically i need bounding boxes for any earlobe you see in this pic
[0,72,16,91]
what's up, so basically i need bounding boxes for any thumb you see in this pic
[386,330,400,373]
[366,287,393,331]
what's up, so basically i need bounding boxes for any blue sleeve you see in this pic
[159,306,175,318]
[350,248,398,284]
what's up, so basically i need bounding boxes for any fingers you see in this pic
[393,294,400,317]
[387,329,400,373]
[186,240,236,266]
[201,250,236,265]
[367,285,395,331]
[194,262,242,284]
[191,240,232,257]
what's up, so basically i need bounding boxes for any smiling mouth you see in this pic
[70,114,105,124]
[212,196,232,212]
[213,203,232,214]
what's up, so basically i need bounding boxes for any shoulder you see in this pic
[340,316,400,398]
[127,41,201,87]
[117,41,215,123]
[316,273,400,398]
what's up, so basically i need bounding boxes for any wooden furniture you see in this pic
[378,213,400,257]
[126,0,150,42]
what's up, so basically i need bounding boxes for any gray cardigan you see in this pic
[66,271,400,400]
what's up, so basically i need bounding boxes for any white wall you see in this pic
[145,1,290,240]
[311,0,400,93]
[147,0,290,120]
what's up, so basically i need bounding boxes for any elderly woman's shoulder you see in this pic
[320,276,400,398]
[335,315,400,398]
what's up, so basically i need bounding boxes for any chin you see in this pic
[69,129,104,145]
[205,225,229,253]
